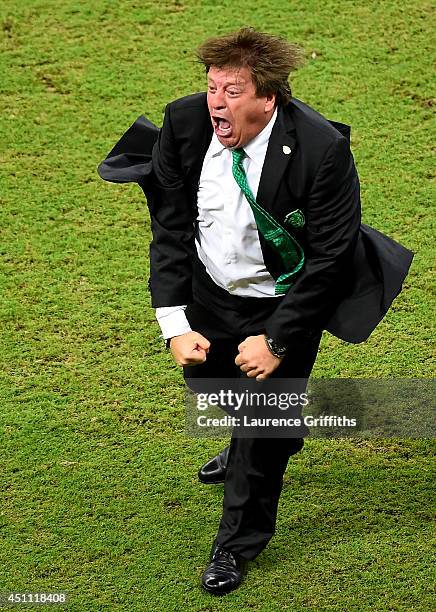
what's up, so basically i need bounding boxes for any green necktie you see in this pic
[231,148,305,295]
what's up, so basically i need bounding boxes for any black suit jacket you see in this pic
[98,94,413,344]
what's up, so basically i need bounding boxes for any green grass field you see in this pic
[1,0,434,610]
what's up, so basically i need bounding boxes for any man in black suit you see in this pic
[99,26,412,596]
[148,27,361,595]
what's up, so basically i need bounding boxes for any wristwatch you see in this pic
[264,335,288,358]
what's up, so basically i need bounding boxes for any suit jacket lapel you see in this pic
[256,105,296,213]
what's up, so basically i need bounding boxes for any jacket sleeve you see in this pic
[147,103,196,307]
[265,135,361,345]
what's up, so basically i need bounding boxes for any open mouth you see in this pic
[212,116,232,137]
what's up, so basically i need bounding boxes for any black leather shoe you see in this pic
[201,545,246,595]
[198,446,229,484]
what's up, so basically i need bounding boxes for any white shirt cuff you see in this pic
[155,306,192,340]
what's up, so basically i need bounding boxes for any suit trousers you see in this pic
[183,258,321,560]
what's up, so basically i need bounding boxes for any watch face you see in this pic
[273,344,287,357]
[266,336,287,357]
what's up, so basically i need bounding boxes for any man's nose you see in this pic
[210,90,226,110]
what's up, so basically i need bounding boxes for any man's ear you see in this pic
[265,92,276,112]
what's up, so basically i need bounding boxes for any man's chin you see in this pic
[217,134,238,149]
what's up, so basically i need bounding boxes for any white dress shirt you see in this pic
[156,108,279,340]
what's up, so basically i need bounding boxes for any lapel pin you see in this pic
[282,145,292,155]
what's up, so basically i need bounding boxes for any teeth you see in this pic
[214,117,230,127]
[213,116,232,135]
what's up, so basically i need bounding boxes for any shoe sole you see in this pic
[198,477,225,485]
[201,578,242,595]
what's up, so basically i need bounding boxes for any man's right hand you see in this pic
[169,331,211,366]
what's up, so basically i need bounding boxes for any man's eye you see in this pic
[208,87,216,93]
[227,90,239,96]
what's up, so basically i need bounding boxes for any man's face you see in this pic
[206,66,276,149]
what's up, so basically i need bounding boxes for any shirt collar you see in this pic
[208,107,278,161]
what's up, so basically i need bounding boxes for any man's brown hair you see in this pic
[196,27,304,106]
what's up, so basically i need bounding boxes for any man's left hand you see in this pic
[235,335,283,381]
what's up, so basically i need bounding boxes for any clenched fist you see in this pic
[169,331,211,366]
[235,334,283,381]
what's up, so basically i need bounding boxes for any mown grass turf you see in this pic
[0,0,434,610]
